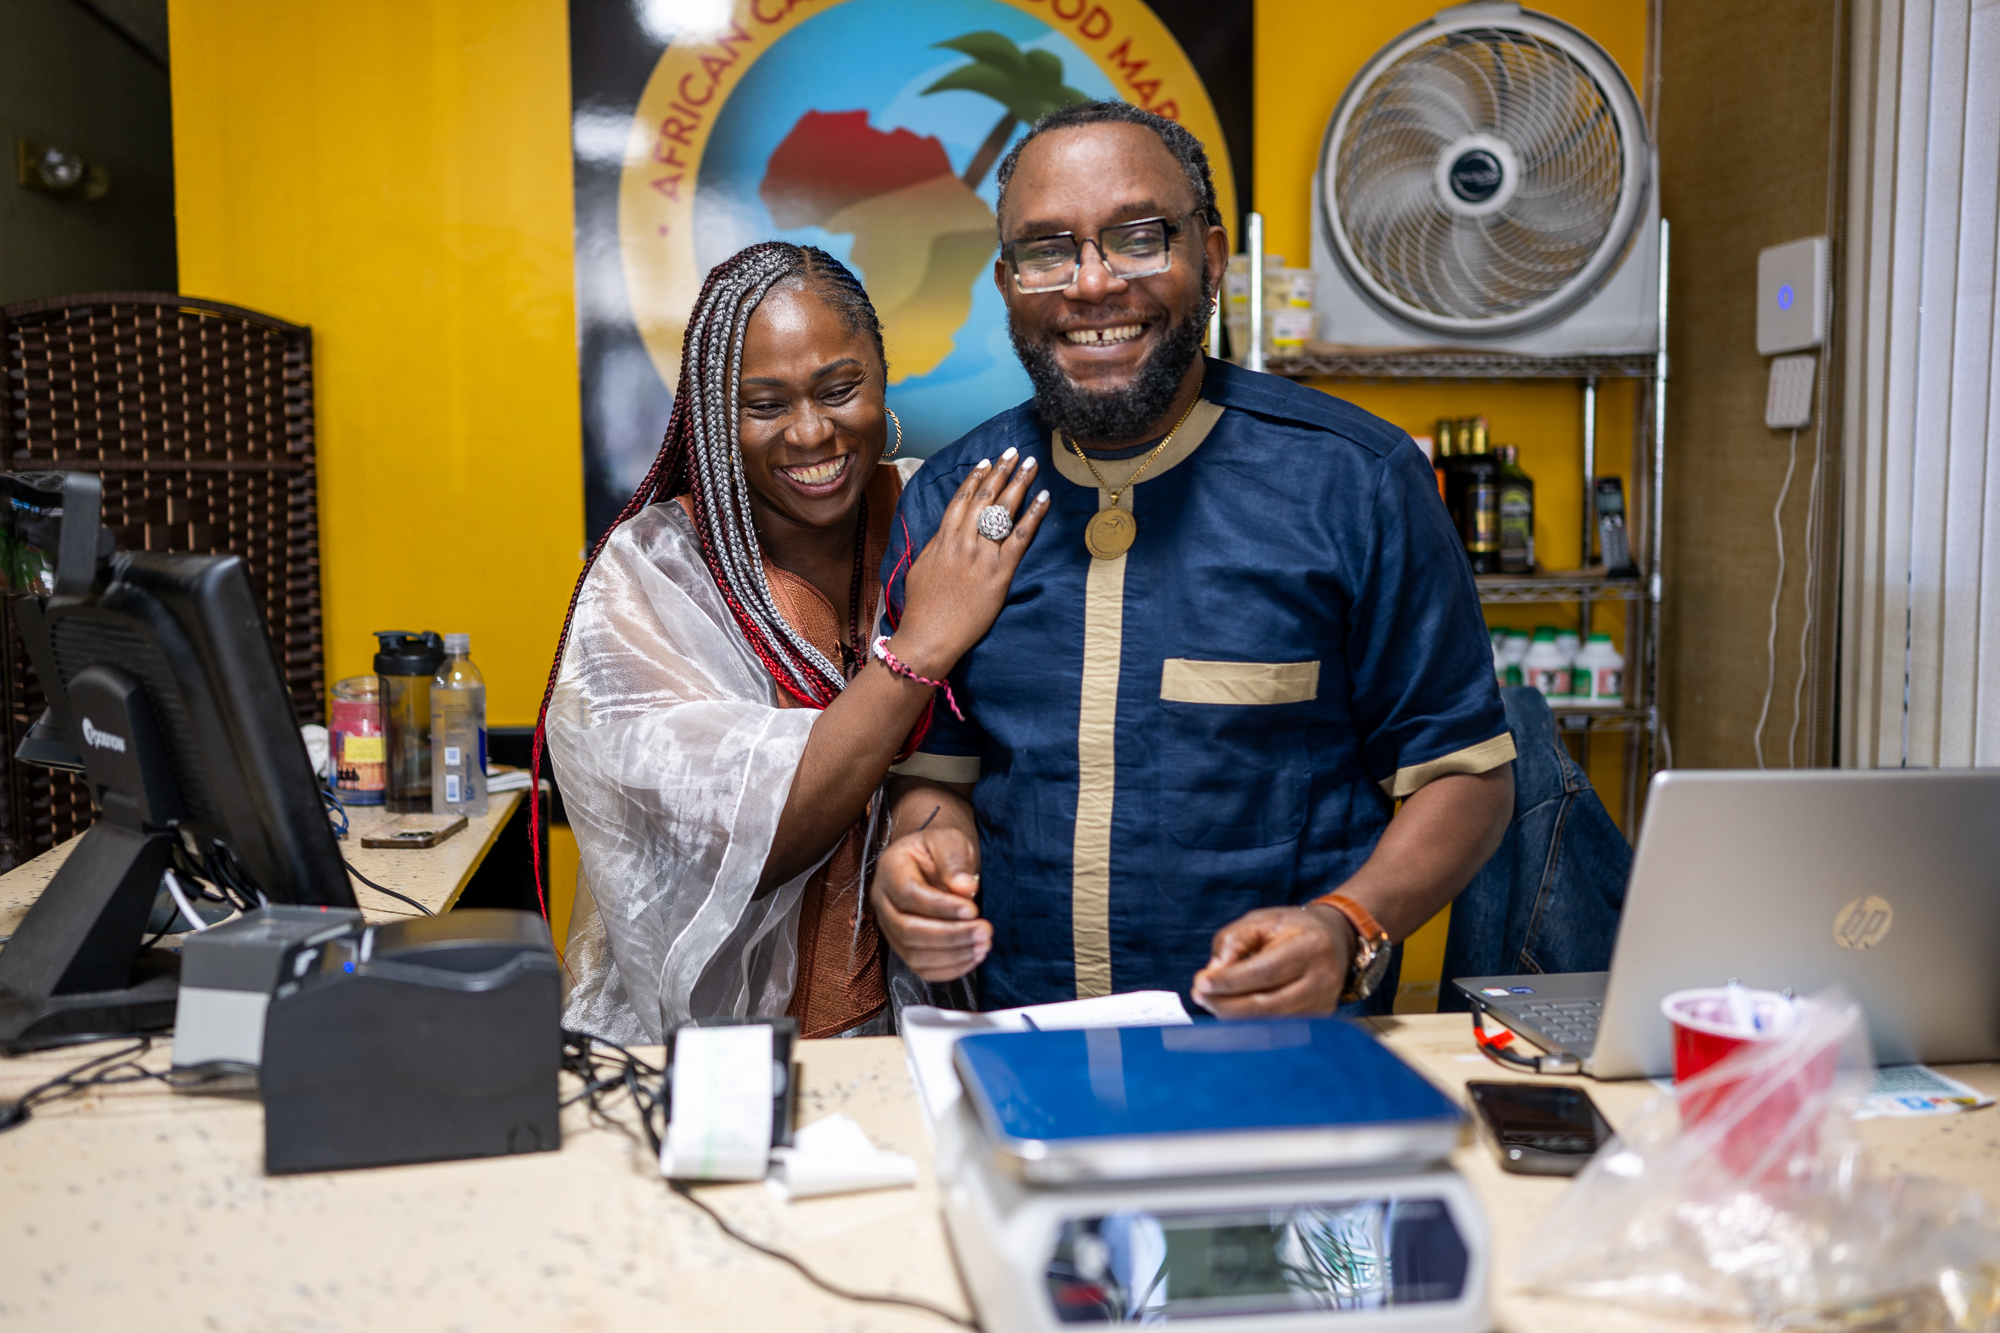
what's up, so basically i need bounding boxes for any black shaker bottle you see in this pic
[374,631,445,813]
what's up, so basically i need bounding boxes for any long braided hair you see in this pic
[528,241,889,917]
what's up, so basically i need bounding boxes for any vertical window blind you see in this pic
[1841,0,2000,766]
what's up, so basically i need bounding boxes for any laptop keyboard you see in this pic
[1516,998,1603,1052]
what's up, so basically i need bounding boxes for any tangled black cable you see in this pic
[317,787,432,915]
[558,1030,977,1330]
[0,1037,232,1133]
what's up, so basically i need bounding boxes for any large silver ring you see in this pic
[976,504,1013,542]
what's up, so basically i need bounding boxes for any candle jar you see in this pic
[329,675,386,805]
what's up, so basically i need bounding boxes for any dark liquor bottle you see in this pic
[1459,418,1501,574]
[1497,444,1535,574]
[1440,417,1470,540]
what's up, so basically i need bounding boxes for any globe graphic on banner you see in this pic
[619,0,1233,464]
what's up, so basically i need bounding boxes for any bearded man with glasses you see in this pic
[870,100,1516,1019]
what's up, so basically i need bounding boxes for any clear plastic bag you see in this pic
[1518,989,2000,1331]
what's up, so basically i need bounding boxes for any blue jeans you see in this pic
[1432,686,1632,1011]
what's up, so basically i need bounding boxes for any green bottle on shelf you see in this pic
[1497,444,1535,575]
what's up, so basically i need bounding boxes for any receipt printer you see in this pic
[260,909,561,1175]
[174,905,365,1074]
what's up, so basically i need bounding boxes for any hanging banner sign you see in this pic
[571,0,1243,538]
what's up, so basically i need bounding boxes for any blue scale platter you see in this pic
[952,1017,1464,1184]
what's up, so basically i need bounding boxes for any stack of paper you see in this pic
[485,764,534,793]
[900,990,1192,1127]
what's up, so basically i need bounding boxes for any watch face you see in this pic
[1351,937,1393,1001]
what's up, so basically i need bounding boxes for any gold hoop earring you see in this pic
[884,407,903,459]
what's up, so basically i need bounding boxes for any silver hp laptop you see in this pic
[1455,768,2000,1079]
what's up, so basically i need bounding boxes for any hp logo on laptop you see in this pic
[1832,895,1894,950]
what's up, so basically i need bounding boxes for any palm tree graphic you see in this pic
[922,31,1087,191]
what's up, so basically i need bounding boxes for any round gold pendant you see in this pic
[1085,506,1137,560]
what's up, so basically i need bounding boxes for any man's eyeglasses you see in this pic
[1002,214,1193,294]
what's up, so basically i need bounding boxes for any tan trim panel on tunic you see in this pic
[1160,658,1321,706]
[1070,484,1128,1000]
[1060,401,1226,1000]
[888,752,980,784]
[1381,733,1518,799]
[1049,397,1224,490]
[1054,400,1226,999]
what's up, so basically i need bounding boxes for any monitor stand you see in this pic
[0,821,181,1053]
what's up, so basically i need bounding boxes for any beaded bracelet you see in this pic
[872,635,965,721]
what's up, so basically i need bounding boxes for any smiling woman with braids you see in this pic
[538,242,1047,1043]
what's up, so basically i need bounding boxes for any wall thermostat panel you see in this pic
[1757,236,1828,354]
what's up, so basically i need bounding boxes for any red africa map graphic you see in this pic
[760,110,996,383]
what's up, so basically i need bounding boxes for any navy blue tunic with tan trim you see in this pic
[879,357,1513,1011]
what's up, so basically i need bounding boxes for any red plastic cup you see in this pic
[1662,988,1827,1178]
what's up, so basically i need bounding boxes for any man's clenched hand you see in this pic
[1190,904,1356,1018]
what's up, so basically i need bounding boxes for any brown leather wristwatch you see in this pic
[1311,892,1394,1003]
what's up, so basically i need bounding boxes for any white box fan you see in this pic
[1310,1,1659,354]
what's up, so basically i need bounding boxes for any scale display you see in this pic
[1044,1196,1468,1323]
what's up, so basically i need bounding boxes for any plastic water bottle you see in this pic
[431,633,488,817]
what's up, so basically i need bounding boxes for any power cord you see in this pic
[0,1037,233,1134]
[320,785,350,839]
[667,1178,977,1329]
[319,786,433,915]
[1753,427,1800,769]
[1788,422,1827,767]
[340,857,434,916]
[559,1030,977,1330]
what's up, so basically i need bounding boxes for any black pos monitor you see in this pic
[0,473,354,1051]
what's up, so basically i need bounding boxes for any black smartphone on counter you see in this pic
[1467,1081,1613,1176]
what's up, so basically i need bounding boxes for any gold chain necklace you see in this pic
[1066,395,1202,561]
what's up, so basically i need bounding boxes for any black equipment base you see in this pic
[0,822,180,1053]
[0,950,179,1053]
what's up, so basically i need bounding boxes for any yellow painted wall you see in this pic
[1255,0,1649,1010]
[168,0,585,730]
[167,0,1647,995]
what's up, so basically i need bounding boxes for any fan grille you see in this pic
[1333,26,1627,323]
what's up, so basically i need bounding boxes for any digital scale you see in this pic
[933,1019,1490,1333]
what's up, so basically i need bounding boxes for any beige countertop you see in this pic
[2,1012,1994,1331]
[0,789,523,940]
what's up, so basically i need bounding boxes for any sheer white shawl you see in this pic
[548,501,827,1045]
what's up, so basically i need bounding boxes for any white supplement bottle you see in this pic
[1553,629,1582,697]
[430,633,489,817]
[1573,633,1625,706]
[1501,629,1530,687]
[1521,627,1570,699]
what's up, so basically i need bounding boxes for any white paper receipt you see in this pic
[900,990,1192,1129]
[661,1024,773,1181]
